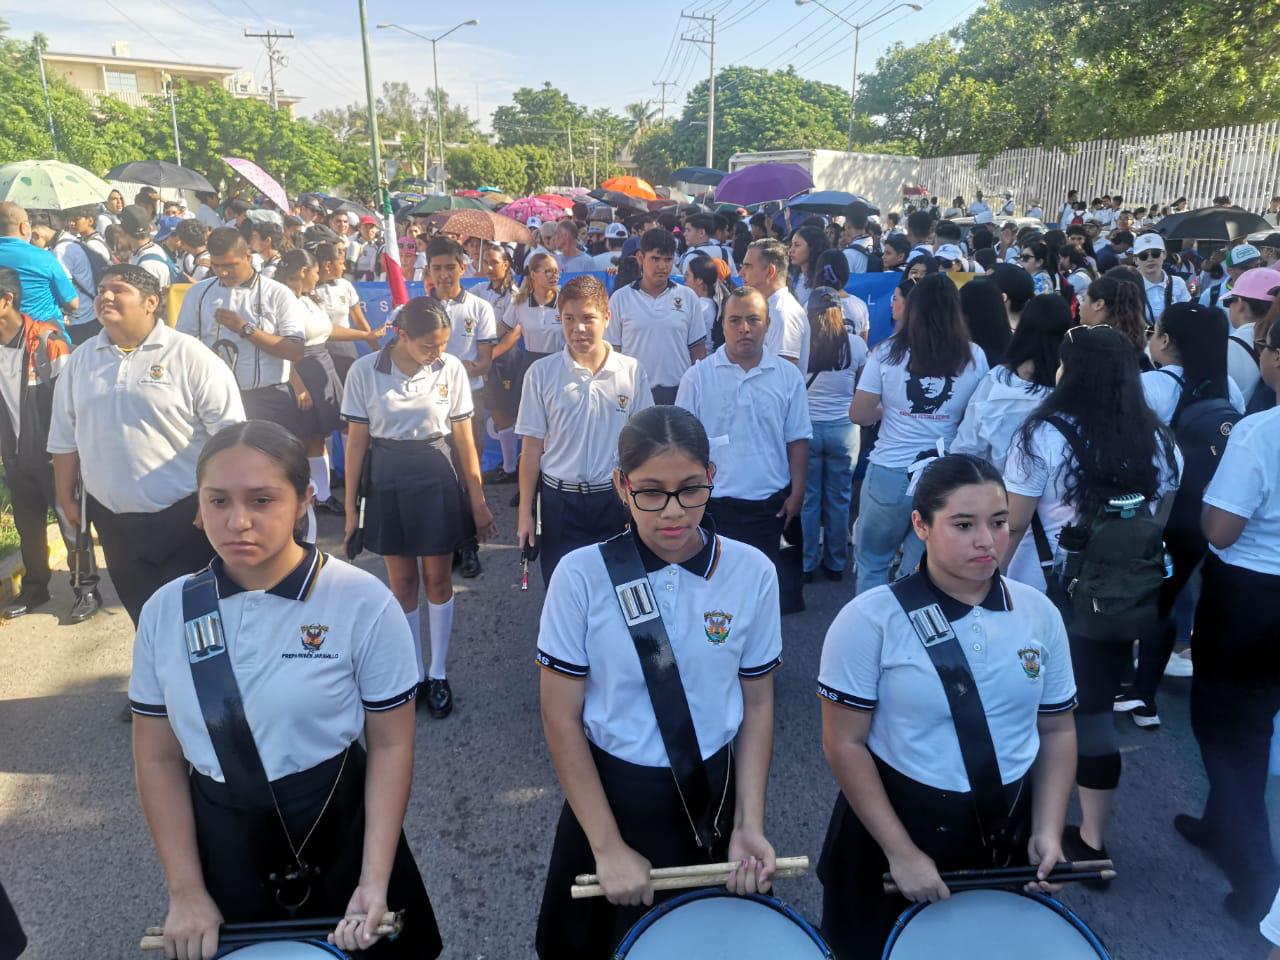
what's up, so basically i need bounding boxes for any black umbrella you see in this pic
[788,190,880,217]
[670,166,727,186]
[1156,205,1271,242]
[106,160,216,193]
[588,189,649,213]
[321,195,379,220]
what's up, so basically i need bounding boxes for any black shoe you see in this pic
[3,585,51,619]
[315,495,345,516]
[508,490,520,508]
[483,467,518,485]
[1062,825,1112,889]
[425,678,453,718]
[459,548,481,579]
[822,565,844,582]
[1224,888,1273,926]
[1131,703,1161,728]
[69,588,102,623]
[1174,814,1219,855]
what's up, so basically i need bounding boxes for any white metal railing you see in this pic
[84,89,160,109]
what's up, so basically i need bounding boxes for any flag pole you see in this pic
[357,0,404,303]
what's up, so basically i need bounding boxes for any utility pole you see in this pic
[589,137,601,186]
[244,28,293,110]
[34,35,58,158]
[652,80,675,123]
[681,11,717,168]
[164,75,182,166]
[567,124,576,188]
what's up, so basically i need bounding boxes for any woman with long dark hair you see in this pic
[850,274,989,593]
[1059,245,1097,300]
[1003,324,1180,871]
[789,224,829,306]
[959,278,1012,368]
[1019,240,1057,295]
[1081,274,1148,362]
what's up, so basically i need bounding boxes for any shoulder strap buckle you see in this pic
[906,603,954,647]
[614,577,660,626]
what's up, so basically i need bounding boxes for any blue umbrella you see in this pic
[670,166,727,186]
[714,163,814,206]
[787,190,880,217]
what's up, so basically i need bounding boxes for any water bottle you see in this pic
[1163,548,1174,579]
[1053,524,1089,584]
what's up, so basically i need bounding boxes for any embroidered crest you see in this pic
[673,295,683,310]
[703,609,733,645]
[1018,646,1042,680]
[148,363,165,381]
[618,395,630,410]
[436,383,449,401]
[464,315,475,334]
[301,623,329,651]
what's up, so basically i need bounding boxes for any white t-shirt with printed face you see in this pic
[858,341,990,469]
[503,300,564,355]
[436,291,497,391]
[606,281,706,389]
[763,287,811,372]
[1203,405,1280,574]
[340,350,473,441]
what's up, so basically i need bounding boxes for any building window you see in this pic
[104,70,138,94]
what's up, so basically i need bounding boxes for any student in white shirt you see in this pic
[1222,267,1280,409]
[815,249,870,339]
[516,276,653,584]
[800,287,867,582]
[741,238,810,370]
[678,214,739,279]
[48,265,244,625]
[475,243,522,484]
[552,221,596,275]
[1131,233,1190,327]
[683,254,726,346]
[129,420,442,960]
[607,228,705,405]
[818,454,1075,959]
[96,189,125,235]
[1003,324,1180,868]
[342,298,497,721]
[247,219,285,280]
[174,220,212,284]
[788,224,829,308]
[504,252,564,363]
[313,242,378,382]
[51,205,108,345]
[850,274,990,594]
[535,404,779,959]
[676,286,811,585]
[841,201,876,275]
[354,217,384,281]
[1179,319,1280,923]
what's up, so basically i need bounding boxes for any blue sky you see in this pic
[12,0,980,128]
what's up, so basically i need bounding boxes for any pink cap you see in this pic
[1229,267,1280,302]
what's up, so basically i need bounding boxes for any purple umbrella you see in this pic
[714,163,815,206]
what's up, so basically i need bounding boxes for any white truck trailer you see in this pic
[725,148,921,213]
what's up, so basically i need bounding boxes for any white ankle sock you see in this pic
[404,607,423,683]
[498,428,518,473]
[309,454,331,502]
[427,597,455,680]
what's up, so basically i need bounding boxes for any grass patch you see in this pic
[0,510,17,563]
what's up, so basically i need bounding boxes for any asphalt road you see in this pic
[0,492,1273,959]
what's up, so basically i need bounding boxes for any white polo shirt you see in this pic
[435,290,497,391]
[818,568,1076,792]
[951,366,1050,470]
[676,346,812,500]
[130,242,173,291]
[298,295,332,347]
[473,283,514,327]
[340,349,473,441]
[515,346,653,485]
[1141,273,1190,326]
[315,278,362,360]
[1228,323,1262,404]
[607,280,706,389]
[763,287,811,371]
[680,243,739,279]
[1141,365,1245,425]
[858,341,989,470]
[46,321,245,514]
[844,237,872,275]
[537,532,782,767]
[907,242,933,264]
[128,547,419,782]
[176,273,307,390]
[1203,405,1280,575]
[503,299,564,355]
[51,236,98,326]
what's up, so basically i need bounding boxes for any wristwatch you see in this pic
[238,322,257,338]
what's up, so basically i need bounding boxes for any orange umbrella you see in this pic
[601,176,658,201]
[535,193,575,210]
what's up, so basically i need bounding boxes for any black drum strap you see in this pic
[889,573,1015,864]
[598,530,718,850]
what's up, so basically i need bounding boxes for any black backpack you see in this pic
[1228,336,1278,414]
[1160,371,1243,540]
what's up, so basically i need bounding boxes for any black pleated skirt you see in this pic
[189,745,442,959]
[293,345,344,436]
[535,742,735,960]
[364,437,467,557]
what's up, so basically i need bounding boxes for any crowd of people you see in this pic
[1,176,1279,960]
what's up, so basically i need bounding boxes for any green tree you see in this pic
[491,83,628,186]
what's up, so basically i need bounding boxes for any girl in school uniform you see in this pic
[130,420,441,960]
[683,253,726,347]
[818,454,1077,960]
[476,243,521,485]
[536,405,780,960]
[788,225,829,307]
[313,242,378,383]
[341,297,498,721]
[502,251,563,366]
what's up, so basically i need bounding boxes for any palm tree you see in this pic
[624,100,661,150]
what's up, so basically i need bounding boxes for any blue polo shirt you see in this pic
[0,237,76,328]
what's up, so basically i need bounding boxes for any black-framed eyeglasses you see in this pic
[1136,250,1163,261]
[1019,253,1036,261]
[624,477,714,512]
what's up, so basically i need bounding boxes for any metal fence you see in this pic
[916,123,1280,214]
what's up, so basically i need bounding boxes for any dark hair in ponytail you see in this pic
[618,406,710,474]
[913,454,1006,523]
[394,296,451,338]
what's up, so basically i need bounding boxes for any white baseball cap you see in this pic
[1132,233,1165,255]
[935,243,964,262]
[525,216,542,229]
[605,223,628,239]
[345,211,360,228]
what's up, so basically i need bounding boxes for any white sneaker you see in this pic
[1114,694,1145,713]
[1164,650,1194,678]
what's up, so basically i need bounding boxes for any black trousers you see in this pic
[536,482,627,584]
[706,491,803,613]
[1133,529,1206,706]
[2,454,97,594]
[0,878,25,960]
[818,756,1031,960]
[1069,630,1132,790]
[87,493,214,626]
[536,743,734,959]
[650,385,678,405]
[1189,554,1280,900]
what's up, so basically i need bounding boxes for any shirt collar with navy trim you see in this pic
[629,278,678,297]
[633,526,720,580]
[210,543,324,601]
[917,555,1012,620]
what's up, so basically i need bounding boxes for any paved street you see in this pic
[0,494,1272,959]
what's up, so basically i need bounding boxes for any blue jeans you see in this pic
[802,420,859,573]
[854,461,925,595]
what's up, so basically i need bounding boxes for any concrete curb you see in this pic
[0,521,68,603]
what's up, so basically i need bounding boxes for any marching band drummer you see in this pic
[817,455,1077,959]
[341,297,498,721]
[535,404,779,960]
[130,420,442,960]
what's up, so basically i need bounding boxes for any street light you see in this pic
[796,0,922,152]
[377,20,478,190]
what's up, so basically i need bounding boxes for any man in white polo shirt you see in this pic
[606,227,705,404]
[176,227,305,431]
[678,214,739,279]
[48,264,244,626]
[677,286,810,606]
[1131,232,1190,328]
[740,238,810,370]
[517,276,653,584]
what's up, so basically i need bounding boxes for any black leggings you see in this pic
[1133,529,1206,705]
[1069,632,1132,790]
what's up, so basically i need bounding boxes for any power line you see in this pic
[719,0,772,30]
[99,0,186,60]
[243,28,293,110]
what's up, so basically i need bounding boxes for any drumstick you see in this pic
[881,862,1116,895]
[879,858,1113,888]
[575,855,810,886]
[571,858,810,900]
[140,912,402,951]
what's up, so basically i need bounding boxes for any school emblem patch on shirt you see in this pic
[301,623,329,651]
[704,610,733,645]
[148,363,165,381]
[673,295,683,310]
[436,383,449,401]
[463,316,474,333]
[1018,646,1042,680]
[617,395,630,410]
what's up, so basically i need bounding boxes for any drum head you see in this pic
[219,941,348,959]
[616,890,831,958]
[884,891,1108,959]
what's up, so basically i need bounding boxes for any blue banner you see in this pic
[846,272,901,347]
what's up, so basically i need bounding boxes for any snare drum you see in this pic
[217,942,348,959]
[882,890,1109,959]
[614,890,833,958]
